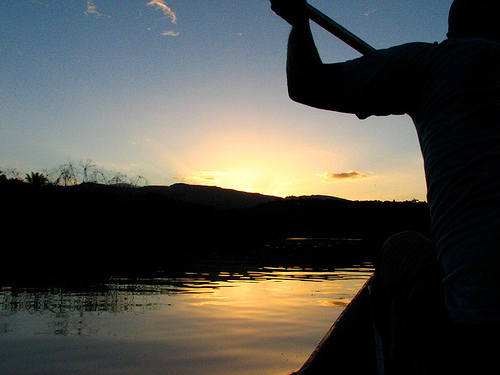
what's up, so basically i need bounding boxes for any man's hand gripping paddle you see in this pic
[271,0,375,55]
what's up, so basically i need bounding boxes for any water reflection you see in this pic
[1,264,373,315]
[0,263,374,375]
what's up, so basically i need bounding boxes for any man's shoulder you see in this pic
[433,38,500,55]
[363,38,500,62]
[383,39,500,72]
[360,42,436,64]
[382,41,436,53]
[380,39,498,58]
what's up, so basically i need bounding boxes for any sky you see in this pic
[0,0,453,200]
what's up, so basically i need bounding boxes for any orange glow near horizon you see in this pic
[164,127,426,200]
[129,89,427,201]
[167,119,352,197]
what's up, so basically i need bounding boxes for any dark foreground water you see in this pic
[0,262,374,375]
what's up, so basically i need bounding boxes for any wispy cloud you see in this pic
[364,8,379,17]
[174,171,228,183]
[30,0,49,7]
[161,30,180,37]
[146,0,179,37]
[319,171,368,183]
[84,0,108,18]
[146,0,177,23]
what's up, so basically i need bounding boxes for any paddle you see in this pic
[274,1,375,55]
[306,4,375,55]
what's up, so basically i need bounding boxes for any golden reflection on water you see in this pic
[0,265,373,375]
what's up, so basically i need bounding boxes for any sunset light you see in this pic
[0,0,450,200]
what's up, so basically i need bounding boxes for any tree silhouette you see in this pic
[54,163,78,186]
[25,172,49,187]
[79,159,96,183]
[5,161,148,187]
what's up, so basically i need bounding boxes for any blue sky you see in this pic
[1,0,453,200]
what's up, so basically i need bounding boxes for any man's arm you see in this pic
[271,0,348,111]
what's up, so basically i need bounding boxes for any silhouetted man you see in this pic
[271,0,500,373]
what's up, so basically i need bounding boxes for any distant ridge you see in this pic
[141,184,352,209]
[142,183,281,209]
[67,182,348,209]
[287,194,348,202]
[141,184,353,209]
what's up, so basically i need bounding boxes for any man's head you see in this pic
[448,0,500,41]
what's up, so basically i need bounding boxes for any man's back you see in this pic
[410,38,500,324]
[339,38,500,324]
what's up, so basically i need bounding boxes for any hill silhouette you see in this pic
[1,180,431,282]
[142,183,280,209]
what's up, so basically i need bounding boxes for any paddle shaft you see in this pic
[306,4,375,55]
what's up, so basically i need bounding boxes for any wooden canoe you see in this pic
[291,276,380,375]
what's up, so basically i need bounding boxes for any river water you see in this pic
[0,262,374,375]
